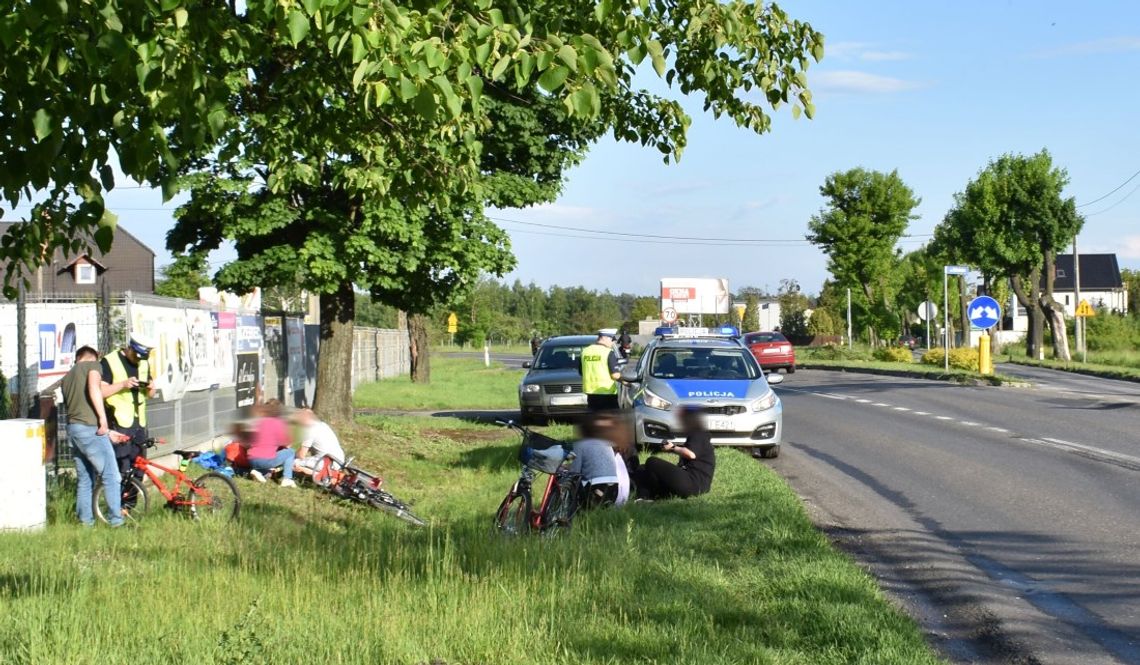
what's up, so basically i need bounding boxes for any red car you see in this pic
[743,331,796,374]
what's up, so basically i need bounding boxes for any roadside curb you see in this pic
[798,363,1017,387]
[1000,359,1140,385]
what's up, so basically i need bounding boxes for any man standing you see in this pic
[63,346,123,526]
[581,328,622,412]
[617,327,632,360]
[101,333,157,474]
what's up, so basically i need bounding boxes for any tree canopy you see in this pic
[806,168,919,343]
[933,149,1082,357]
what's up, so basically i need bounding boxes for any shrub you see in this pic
[873,346,914,363]
[801,344,874,362]
[920,347,979,371]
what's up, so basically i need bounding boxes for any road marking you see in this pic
[873,402,890,407]
[856,398,872,403]
[914,411,930,416]
[960,421,979,427]
[936,416,953,420]
[894,407,910,411]
[987,427,1009,433]
[820,393,847,400]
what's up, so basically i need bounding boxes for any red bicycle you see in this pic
[493,420,582,536]
[95,436,241,524]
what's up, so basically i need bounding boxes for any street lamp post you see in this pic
[944,265,969,372]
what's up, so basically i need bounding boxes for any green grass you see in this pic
[1002,354,1140,381]
[3,414,943,664]
[354,356,523,411]
[797,357,1014,385]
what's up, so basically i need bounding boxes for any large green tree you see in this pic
[4,0,823,423]
[154,252,211,300]
[933,150,1082,359]
[806,168,920,344]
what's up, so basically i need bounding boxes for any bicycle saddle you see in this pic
[173,450,203,460]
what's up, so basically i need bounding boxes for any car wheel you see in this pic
[751,445,780,459]
[785,365,795,374]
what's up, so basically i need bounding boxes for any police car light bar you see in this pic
[654,325,740,338]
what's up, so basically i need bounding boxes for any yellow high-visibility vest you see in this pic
[581,343,617,395]
[104,350,151,428]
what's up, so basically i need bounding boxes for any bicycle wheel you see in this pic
[94,477,149,525]
[539,478,577,535]
[188,472,241,522]
[365,489,426,527]
[494,489,531,536]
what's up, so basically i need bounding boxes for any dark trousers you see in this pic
[586,393,619,412]
[632,457,699,500]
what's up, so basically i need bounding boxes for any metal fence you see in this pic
[3,290,409,469]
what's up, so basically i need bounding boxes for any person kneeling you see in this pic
[242,400,297,488]
[570,413,626,509]
[632,406,716,500]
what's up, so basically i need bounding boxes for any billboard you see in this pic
[660,278,731,315]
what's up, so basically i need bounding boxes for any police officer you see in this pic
[102,333,157,475]
[581,328,621,412]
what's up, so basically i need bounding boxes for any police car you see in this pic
[617,326,785,458]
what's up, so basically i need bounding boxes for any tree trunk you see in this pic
[957,275,970,348]
[1011,271,1045,359]
[312,279,355,425]
[1039,250,1071,361]
[408,313,430,384]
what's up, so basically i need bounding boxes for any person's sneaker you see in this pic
[249,469,267,483]
[280,478,297,488]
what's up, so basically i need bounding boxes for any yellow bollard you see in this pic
[978,332,993,376]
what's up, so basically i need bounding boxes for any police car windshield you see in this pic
[649,348,759,380]
[534,344,585,370]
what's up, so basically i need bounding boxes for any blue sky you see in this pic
[52,1,1140,298]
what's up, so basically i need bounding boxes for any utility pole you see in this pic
[1073,237,1084,361]
[846,288,852,349]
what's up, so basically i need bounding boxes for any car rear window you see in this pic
[745,332,787,344]
[534,345,585,369]
[650,348,759,380]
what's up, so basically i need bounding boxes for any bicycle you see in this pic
[310,455,425,527]
[94,436,241,524]
[493,420,582,536]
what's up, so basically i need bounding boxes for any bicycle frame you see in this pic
[131,455,216,510]
[511,469,561,531]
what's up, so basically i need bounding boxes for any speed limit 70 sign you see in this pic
[662,307,678,323]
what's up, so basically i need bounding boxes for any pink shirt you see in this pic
[247,416,291,459]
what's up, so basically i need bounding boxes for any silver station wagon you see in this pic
[618,326,785,457]
[517,334,598,425]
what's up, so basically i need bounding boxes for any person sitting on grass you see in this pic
[570,412,622,509]
[631,405,716,501]
[291,408,347,483]
[242,399,297,488]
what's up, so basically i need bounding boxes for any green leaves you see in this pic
[538,65,570,92]
[286,10,309,46]
[32,109,52,140]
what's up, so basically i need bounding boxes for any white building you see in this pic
[1010,253,1128,332]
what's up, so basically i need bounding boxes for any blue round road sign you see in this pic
[967,295,1001,329]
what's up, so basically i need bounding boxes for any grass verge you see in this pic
[3,412,944,664]
[354,356,522,411]
[1001,355,1140,382]
[798,358,1016,386]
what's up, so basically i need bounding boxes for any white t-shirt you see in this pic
[613,451,630,507]
[301,421,345,464]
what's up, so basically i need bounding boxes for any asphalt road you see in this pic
[772,368,1140,664]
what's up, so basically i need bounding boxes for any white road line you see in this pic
[856,399,872,404]
[894,407,910,411]
[936,416,953,421]
[820,393,847,400]
[988,427,1009,433]
[960,421,979,427]
[914,411,930,416]
[873,402,890,407]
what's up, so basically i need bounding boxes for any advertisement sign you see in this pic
[659,278,731,315]
[184,308,215,391]
[285,317,306,400]
[0,303,99,392]
[235,352,260,408]
[211,311,237,387]
[236,315,263,353]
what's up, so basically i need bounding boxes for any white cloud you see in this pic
[1118,235,1140,260]
[813,70,923,94]
[825,41,912,62]
[1031,36,1140,58]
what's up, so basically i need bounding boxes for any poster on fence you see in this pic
[235,352,259,408]
[130,304,190,402]
[184,308,215,391]
[236,314,262,353]
[211,311,236,387]
[285,317,307,406]
[0,303,99,393]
